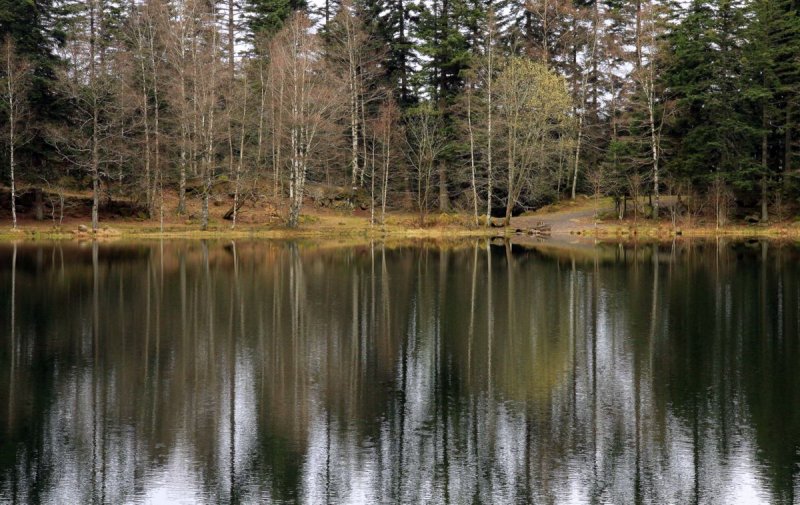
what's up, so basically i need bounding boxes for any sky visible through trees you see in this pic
[0,0,798,228]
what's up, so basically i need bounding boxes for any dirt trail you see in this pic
[511,203,610,234]
[512,197,682,235]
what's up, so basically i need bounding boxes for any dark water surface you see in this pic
[1,239,799,504]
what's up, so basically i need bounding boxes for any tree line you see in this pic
[0,0,799,229]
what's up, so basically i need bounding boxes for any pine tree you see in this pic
[743,0,800,212]
[243,0,308,39]
[0,0,66,172]
[357,0,415,105]
[664,0,750,205]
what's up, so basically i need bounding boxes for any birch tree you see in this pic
[570,0,600,200]
[162,0,200,215]
[325,0,385,187]
[52,0,114,231]
[0,37,31,229]
[405,103,446,225]
[374,98,399,225]
[270,13,342,228]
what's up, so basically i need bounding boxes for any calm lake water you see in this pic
[0,239,799,504]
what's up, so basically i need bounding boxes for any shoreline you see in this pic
[2,227,798,245]
[570,222,800,241]
[1,212,798,243]
[0,219,501,243]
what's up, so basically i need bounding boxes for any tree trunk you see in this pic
[571,5,599,201]
[176,17,188,215]
[635,0,642,70]
[350,74,359,185]
[232,73,248,229]
[178,130,187,214]
[467,88,479,226]
[201,20,218,232]
[8,83,15,229]
[370,134,376,226]
[9,141,15,229]
[227,0,235,79]
[150,31,162,229]
[273,79,284,197]
[90,0,100,231]
[784,105,791,194]
[571,114,583,200]
[359,84,368,186]
[761,106,769,222]
[34,188,44,221]
[438,161,450,211]
[381,133,390,225]
[92,106,100,231]
[485,16,494,226]
[257,62,266,174]
[140,51,152,217]
[650,90,659,219]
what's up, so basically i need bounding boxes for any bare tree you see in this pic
[374,99,399,225]
[269,13,343,228]
[199,11,221,231]
[230,67,250,228]
[465,81,479,226]
[485,15,496,226]
[0,37,31,229]
[325,0,385,188]
[405,104,446,226]
[162,0,200,215]
[635,0,668,219]
[129,0,171,223]
[468,10,499,226]
[570,0,600,200]
[51,0,117,231]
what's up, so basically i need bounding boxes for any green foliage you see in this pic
[244,0,308,38]
[0,0,65,167]
[354,0,416,106]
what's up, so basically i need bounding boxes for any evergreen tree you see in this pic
[244,0,308,38]
[664,1,750,194]
[0,0,66,171]
[357,0,416,105]
[743,0,800,211]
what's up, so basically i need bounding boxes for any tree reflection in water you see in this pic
[0,239,798,504]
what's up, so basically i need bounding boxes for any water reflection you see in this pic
[0,239,799,504]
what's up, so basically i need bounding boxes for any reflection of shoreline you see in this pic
[510,234,800,266]
[1,241,798,503]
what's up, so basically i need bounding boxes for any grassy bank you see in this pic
[572,219,800,241]
[0,211,502,242]
[3,194,800,243]
[579,222,800,240]
[520,196,800,241]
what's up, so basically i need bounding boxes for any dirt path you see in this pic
[511,196,687,235]
[511,201,611,234]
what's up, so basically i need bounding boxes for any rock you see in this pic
[78,224,89,232]
[744,214,760,224]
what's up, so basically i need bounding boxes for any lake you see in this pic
[1,239,798,504]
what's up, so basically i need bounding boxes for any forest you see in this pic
[0,0,798,230]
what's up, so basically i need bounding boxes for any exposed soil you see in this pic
[509,196,613,235]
